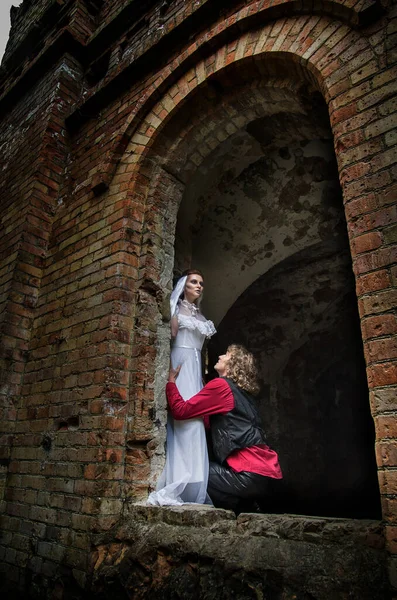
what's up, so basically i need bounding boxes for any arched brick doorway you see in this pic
[0,1,394,596]
[124,48,382,521]
[168,72,379,519]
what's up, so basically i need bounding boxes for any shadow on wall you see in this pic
[207,242,381,520]
[168,75,380,520]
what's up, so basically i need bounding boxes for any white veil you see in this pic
[170,275,187,318]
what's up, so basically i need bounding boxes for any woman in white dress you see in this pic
[148,270,216,506]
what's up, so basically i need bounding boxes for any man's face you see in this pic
[214,351,231,376]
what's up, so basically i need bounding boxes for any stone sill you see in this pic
[90,504,389,599]
[120,503,385,548]
[110,503,385,550]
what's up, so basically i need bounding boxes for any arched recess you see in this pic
[91,0,383,192]
[114,17,382,517]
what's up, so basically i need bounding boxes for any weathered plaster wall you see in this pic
[210,242,380,519]
[188,126,340,324]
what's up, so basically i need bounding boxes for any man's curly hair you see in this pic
[226,344,260,396]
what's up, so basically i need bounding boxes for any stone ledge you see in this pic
[90,505,389,599]
[121,503,385,547]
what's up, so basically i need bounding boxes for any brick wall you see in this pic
[2,0,54,61]
[0,0,396,596]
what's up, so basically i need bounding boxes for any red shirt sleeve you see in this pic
[166,378,234,420]
[226,445,283,479]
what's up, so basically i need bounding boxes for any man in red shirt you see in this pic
[166,344,282,512]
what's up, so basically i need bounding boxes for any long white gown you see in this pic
[148,300,216,506]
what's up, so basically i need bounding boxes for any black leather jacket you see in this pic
[210,377,266,465]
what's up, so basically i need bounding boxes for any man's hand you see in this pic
[168,364,181,383]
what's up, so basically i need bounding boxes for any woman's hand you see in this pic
[168,364,181,383]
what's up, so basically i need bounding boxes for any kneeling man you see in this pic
[166,344,282,512]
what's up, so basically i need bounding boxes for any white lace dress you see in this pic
[148,300,216,506]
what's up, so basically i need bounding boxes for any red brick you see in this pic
[334,107,378,138]
[372,147,397,172]
[378,470,397,496]
[367,362,397,388]
[351,231,382,255]
[124,462,151,481]
[344,193,378,218]
[373,67,397,89]
[365,115,397,140]
[368,338,397,363]
[356,268,391,296]
[83,464,124,481]
[330,102,357,126]
[375,415,397,440]
[376,441,397,468]
[331,79,371,110]
[358,80,397,112]
[354,247,397,275]
[351,60,379,85]
[382,496,397,526]
[338,138,384,170]
[363,204,397,237]
[362,314,397,340]
[385,524,397,554]
[339,160,371,184]
[344,170,392,202]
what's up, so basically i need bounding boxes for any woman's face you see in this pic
[184,273,204,304]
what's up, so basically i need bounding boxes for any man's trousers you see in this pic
[207,461,275,512]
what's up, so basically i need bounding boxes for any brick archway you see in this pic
[113,11,396,553]
[0,1,395,596]
[92,0,383,193]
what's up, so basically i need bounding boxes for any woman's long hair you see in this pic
[226,344,260,396]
